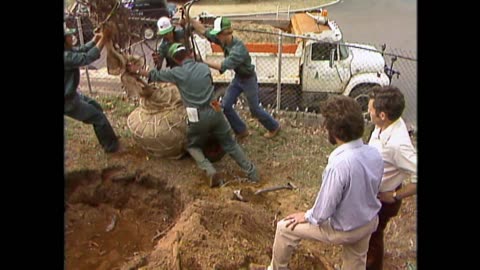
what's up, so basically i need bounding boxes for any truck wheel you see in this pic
[349,84,377,119]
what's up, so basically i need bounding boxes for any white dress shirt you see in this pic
[368,118,417,192]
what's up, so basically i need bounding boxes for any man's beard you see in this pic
[328,131,336,145]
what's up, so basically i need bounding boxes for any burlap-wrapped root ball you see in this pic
[127,82,188,159]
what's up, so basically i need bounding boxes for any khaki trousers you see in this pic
[268,216,379,270]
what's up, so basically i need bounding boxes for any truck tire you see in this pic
[349,84,378,119]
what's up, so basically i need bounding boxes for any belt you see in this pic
[236,72,254,79]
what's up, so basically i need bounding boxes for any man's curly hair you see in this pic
[320,95,364,142]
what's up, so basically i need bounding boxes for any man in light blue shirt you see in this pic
[250,95,383,270]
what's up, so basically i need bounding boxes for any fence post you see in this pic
[276,30,283,111]
[76,16,93,94]
[276,4,279,20]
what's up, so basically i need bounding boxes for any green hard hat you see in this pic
[209,17,231,36]
[168,43,186,58]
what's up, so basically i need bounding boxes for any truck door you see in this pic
[302,43,346,93]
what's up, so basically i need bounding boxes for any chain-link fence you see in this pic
[76,20,417,131]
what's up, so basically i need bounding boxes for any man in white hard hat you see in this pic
[152,16,189,69]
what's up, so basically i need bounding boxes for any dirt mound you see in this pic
[65,169,332,270]
[65,168,183,270]
[131,199,330,270]
[143,200,274,269]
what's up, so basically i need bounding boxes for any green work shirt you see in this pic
[204,30,255,77]
[157,26,187,68]
[148,58,214,108]
[64,41,100,98]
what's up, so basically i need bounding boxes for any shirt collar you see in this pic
[378,118,404,143]
[329,138,364,162]
[182,58,195,65]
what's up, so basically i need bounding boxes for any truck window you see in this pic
[338,42,349,60]
[311,43,337,61]
[311,42,349,61]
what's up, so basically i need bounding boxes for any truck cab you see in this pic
[295,14,390,111]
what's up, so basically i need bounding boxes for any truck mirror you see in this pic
[329,49,335,68]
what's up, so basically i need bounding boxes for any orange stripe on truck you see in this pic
[211,43,298,54]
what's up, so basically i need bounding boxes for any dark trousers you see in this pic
[222,74,279,134]
[64,93,119,153]
[186,107,258,181]
[366,187,403,270]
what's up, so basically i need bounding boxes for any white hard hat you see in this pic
[157,17,173,35]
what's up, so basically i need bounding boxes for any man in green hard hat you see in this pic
[189,16,281,139]
[128,43,259,187]
[64,24,123,154]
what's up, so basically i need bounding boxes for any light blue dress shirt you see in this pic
[305,139,384,231]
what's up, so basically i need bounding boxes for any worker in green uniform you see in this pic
[64,26,122,153]
[128,43,259,187]
[189,16,281,139]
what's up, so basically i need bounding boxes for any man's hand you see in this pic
[93,33,103,43]
[178,17,186,27]
[102,26,112,41]
[283,212,307,231]
[377,191,396,204]
[127,62,142,74]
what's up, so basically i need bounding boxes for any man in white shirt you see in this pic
[366,86,417,270]
[250,95,384,270]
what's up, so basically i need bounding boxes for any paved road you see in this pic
[330,0,417,129]
[328,0,416,52]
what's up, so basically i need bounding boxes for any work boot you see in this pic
[209,172,224,188]
[106,140,126,154]
[236,129,250,140]
[263,125,281,139]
